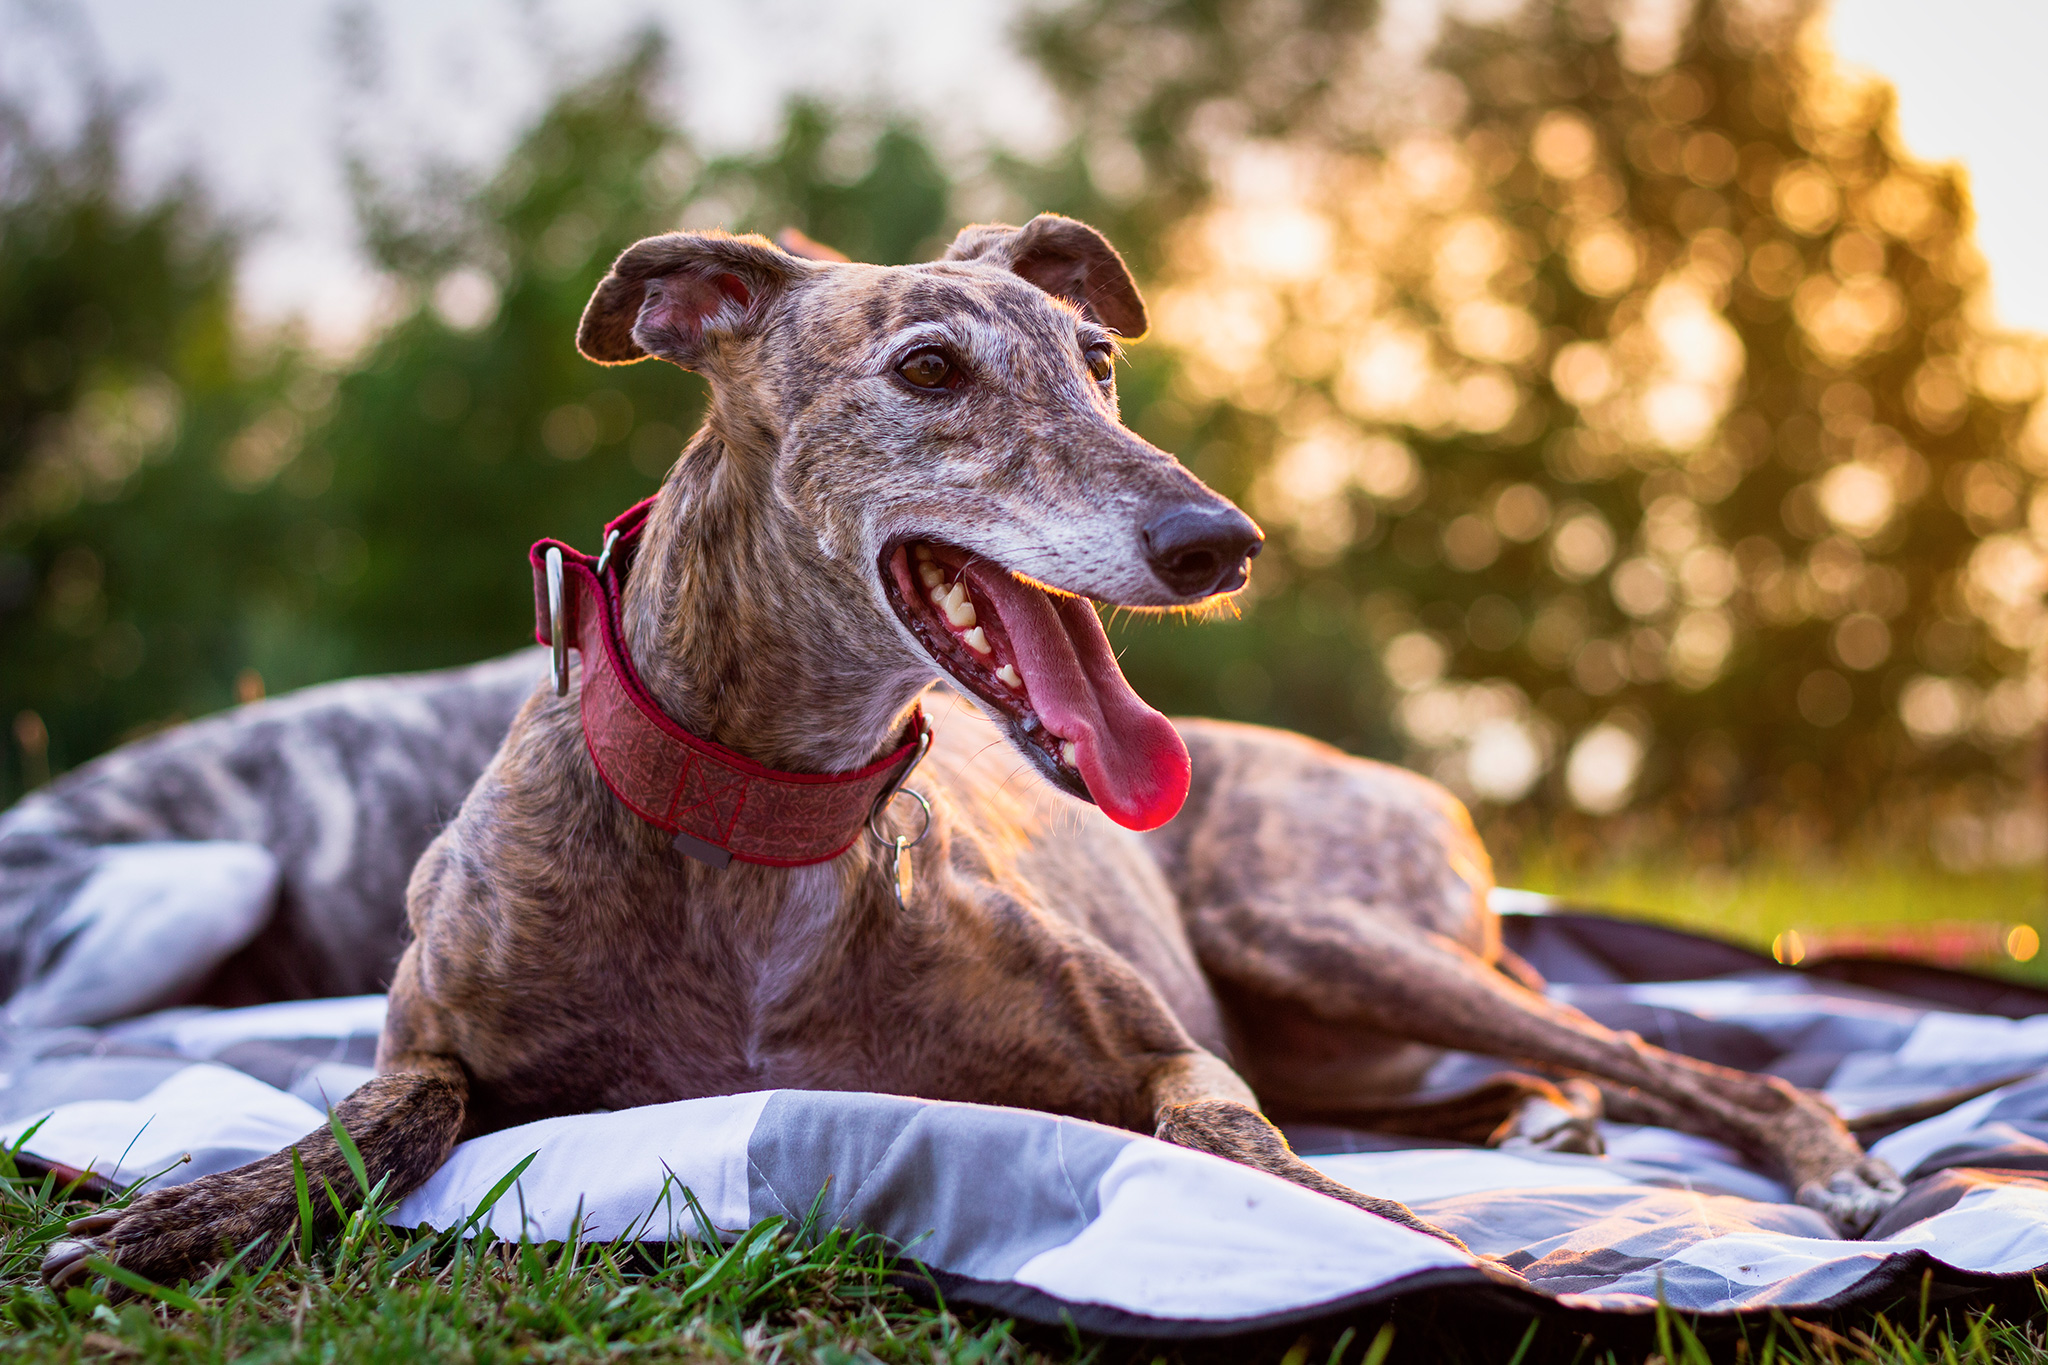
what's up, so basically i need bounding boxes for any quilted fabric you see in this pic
[7,906,2048,1336]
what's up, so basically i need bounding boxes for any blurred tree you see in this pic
[1030,0,2048,871]
[0,34,961,802]
[292,34,697,677]
[701,98,953,267]
[300,36,958,678]
[0,84,313,798]
[11,0,2042,879]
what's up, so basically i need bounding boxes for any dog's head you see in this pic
[576,215,1261,831]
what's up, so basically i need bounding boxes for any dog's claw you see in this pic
[1497,1103,1604,1156]
[1797,1158,1906,1237]
[1495,1081,1605,1157]
[41,1236,100,1290]
[43,1209,128,1289]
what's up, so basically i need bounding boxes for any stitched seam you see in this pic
[747,1155,800,1224]
[831,1112,927,1220]
[1053,1121,1090,1222]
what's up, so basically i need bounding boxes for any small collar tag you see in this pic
[670,830,734,869]
[530,497,930,868]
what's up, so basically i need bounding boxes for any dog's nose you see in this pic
[1142,505,1264,596]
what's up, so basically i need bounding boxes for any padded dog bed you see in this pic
[6,895,2048,1335]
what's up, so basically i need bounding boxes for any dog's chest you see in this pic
[731,863,843,1071]
[572,862,872,1099]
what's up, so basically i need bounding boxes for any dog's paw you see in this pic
[41,1178,271,1295]
[1796,1157,1906,1237]
[1495,1081,1604,1157]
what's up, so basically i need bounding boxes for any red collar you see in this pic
[530,497,930,869]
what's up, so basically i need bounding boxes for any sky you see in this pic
[1826,1,2048,337]
[6,0,1057,351]
[11,0,2046,347]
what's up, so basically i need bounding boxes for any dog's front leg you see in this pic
[42,1054,467,1292]
[1145,1051,1469,1250]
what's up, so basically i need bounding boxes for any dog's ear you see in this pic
[577,231,812,368]
[943,214,1147,340]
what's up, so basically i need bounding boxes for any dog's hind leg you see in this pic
[1189,898,1902,1233]
[1158,721,1901,1235]
[41,1054,467,1292]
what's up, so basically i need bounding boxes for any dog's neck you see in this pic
[615,426,928,775]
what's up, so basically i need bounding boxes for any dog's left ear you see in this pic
[577,230,813,368]
[944,214,1148,340]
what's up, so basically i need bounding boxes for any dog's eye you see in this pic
[898,350,956,390]
[1085,345,1115,385]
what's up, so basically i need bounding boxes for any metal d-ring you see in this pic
[865,786,932,853]
[594,527,621,579]
[866,787,932,909]
[546,546,567,696]
[867,728,934,908]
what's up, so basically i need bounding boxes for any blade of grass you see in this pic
[675,1216,783,1312]
[326,1109,371,1197]
[187,1235,266,1300]
[455,1151,538,1241]
[675,1175,723,1248]
[4,1115,51,1165]
[290,1146,314,1263]
[381,1232,440,1281]
[85,1256,200,1312]
[1504,1317,1541,1365]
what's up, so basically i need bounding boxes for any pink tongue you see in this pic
[961,563,1191,830]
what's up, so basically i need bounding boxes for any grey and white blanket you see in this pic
[3,657,2048,1334]
[7,913,2048,1332]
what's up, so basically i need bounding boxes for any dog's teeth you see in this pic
[997,664,1023,689]
[918,562,945,590]
[913,544,933,562]
[1061,741,1078,767]
[929,585,950,608]
[945,595,977,629]
[964,626,991,654]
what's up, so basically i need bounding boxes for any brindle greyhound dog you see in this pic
[46,215,1901,1288]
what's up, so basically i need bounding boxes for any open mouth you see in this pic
[883,542,1192,831]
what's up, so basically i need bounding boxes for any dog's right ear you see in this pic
[576,231,813,369]
[943,214,1148,339]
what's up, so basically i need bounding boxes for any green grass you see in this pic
[3,1147,2044,1363]
[1513,855,2048,984]
[3,858,2047,1362]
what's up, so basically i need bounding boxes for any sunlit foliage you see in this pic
[7,2,2047,873]
[0,84,312,785]
[1040,0,2048,869]
[0,37,955,802]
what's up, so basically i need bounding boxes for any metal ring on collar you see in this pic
[546,546,567,697]
[866,787,932,851]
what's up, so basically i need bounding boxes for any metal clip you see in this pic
[546,546,568,697]
[866,788,932,908]
[594,528,621,579]
[862,723,933,906]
